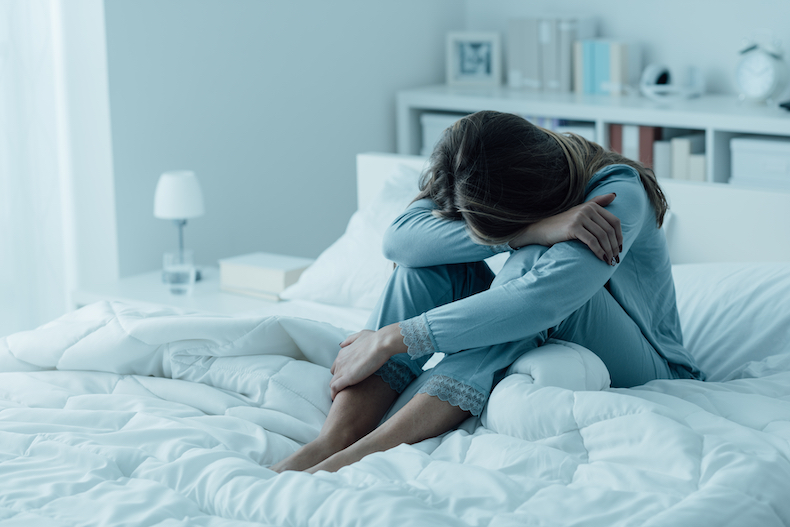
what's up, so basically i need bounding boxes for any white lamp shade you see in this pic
[154,170,205,219]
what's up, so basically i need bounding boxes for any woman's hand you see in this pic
[329,323,407,399]
[509,193,623,265]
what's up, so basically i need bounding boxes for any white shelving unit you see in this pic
[396,84,790,185]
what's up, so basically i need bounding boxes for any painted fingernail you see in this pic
[619,245,623,251]
[616,255,620,264]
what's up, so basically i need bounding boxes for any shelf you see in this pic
[397,84,790,187]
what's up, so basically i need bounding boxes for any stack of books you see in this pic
[507,17,595,92]
[219,252,314,301]
[609,125,706,181]
[574,39,641,95]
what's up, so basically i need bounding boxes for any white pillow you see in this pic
[281,164,421,309]
[672,262,790,382]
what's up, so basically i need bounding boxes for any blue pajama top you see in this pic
[381,164,703,380]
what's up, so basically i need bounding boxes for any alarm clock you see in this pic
[735,33,789,103]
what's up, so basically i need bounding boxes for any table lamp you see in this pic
[154,170,204,279]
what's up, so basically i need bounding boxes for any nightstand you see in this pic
[71,266,290,316]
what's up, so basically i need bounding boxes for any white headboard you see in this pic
[356,152,790,264]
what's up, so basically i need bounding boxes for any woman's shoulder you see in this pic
[591,163,640,181]
[585,163,644,195]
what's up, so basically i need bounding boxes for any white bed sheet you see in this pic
[1,291,789,526]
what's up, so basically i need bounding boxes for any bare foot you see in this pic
[270,437,344,473]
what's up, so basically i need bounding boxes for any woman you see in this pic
[272,111,702,474]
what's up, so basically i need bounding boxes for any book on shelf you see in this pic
[653,140,672,179]
[688,153,707,182]
[540,19,559,92]
[523,116,596,142]
[507,18,541,90]
[671,133,705,181]
[556,123,596,142]
[574,39,641,95]
[608,124,662,167]
[509,16,594,92]
[218,252,314,301]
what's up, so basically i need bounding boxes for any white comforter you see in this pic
[1,301,789,526]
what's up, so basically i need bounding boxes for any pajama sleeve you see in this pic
[402,166,652,357]
[382,198,510,268]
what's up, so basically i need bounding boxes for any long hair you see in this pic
[415,111,668,245]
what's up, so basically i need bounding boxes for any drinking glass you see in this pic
[163,250,197,295]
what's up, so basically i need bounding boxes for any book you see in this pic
[671,133,705,180]
[638,126,663,168]
[556,123,596,142]
[622,124,640,161]
[507,18,542,90]
[609,123,623,153]
[219,252,315,300]
[688,153,707,182]
[575,39,640,95]
[593,40,611,95]
[653,140,672,179]
[573,41,585,94]
[540,19,559,92]
[558,18,595,93]
[608,42,641,95]
[582,40,595,94]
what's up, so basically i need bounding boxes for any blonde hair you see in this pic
[416,111,667,245]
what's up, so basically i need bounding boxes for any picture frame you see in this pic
[446,32,502,87]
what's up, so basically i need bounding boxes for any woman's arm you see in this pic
[382,199,509,268]
[330,168,639,394]
[408,170,649,356]
[383,195,623,268]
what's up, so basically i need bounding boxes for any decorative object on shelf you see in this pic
[574,39,640,95]
[154,170,205,283]
[219,252,315,302]
[446,32,501,87]
[735,30,789,104]
[640,64,705,103]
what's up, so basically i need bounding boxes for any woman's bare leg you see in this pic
[306,393,471,473]
[270,374,398,473]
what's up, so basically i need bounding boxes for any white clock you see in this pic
[735,37,789,103]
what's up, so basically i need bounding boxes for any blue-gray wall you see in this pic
[104,0,464,276]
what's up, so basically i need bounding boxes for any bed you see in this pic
[1,152,789,526]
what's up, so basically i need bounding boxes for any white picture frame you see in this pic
[446,32,502,87]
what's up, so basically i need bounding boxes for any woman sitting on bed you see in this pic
[272,110,702,474]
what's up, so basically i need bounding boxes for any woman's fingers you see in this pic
[597,207,623,250]
[340,331,363,348]
[587,194,622,252]
[589,193,616,207]
[584,208,620,263]
[575,227,607,263]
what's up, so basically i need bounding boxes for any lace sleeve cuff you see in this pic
[399,315,436,359]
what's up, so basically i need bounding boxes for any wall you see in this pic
[104,0,464,277]
[465,0,790,95]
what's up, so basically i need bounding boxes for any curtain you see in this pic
[0,0,73,336]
